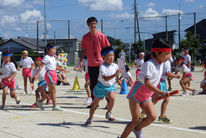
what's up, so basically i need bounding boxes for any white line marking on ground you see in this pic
[7,101,206,135]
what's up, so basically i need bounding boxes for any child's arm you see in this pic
[7,72,17,82]
[144,79,169,97]
[165,72,181,79]
[34,64,44,80]
[102,69,120,81]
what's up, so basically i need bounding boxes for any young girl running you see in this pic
[85,47,120,126]
[135,52,144,81]
[175,57,197,96]
[19,50,34,94]
[35,43,64,111]
[0,52,20,109]
[30,57,49,108]
[120,38,171,138]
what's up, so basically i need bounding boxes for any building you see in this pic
[185,19,206,43]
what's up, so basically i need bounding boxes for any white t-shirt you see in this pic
[82,58,88,72]
[42,55,57,71]
[1,62,17,78]
[136,58,144,70]
[183,54,191,66]
[32,66,46,81]
[20,57,34,68]
[139,58,164,87]
[168,57,174,64]
[161,60,171,80]
[98,63,119,86]
[175,64,190,74]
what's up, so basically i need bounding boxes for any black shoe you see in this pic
[87,105,92,108]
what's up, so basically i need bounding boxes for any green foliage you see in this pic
[0,37,5,45]
[113,39,126,61]
[131,41,144,58]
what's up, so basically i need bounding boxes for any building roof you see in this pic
[18,36,46,48]
[152,30,177,36]
[185,19,206,32]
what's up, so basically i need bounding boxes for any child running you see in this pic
[85,47,120,126]
[175,57,197,96]
[35,43,64,111]
[199,72,206,95]
[19,50,34,94]
[120,38,171,138]
[0,52,20,109]
[135,52,144,81]
[30,57,49,108]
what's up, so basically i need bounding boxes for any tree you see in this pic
[113,39,126,61]
[131,40,144,61]
[181,31,201,61]
[0,37,5,45]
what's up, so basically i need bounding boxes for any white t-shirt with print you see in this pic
[20,57,34,68]
[98,63,119,86]
[32,66,46,81]
[42,55,57,71]
[1,62,17,78]
[175,64,190,74]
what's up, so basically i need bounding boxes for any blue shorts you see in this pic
[93,82,116,100]
[38,80,48,91]
[159,79,168,93]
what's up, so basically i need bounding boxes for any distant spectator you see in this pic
[118,49,126,60]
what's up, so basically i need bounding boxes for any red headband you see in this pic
[35,57,42,61]
[152,48,171,52]
[178,58,184,62]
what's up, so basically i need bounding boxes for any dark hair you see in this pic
[45,43,56,54]
[152,38,172,49]
[125,65,130,72]
[101,46,114,56]
[83,55,87,59]
[87,17,98,25]
[1,52,18,68]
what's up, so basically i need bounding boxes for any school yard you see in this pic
[0,67,206,138]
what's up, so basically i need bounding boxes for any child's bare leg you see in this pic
[35,86,45,101]
[121,98,140,138]
[2,87,8,106]
[89,98,100,119]
[107,92,115,113]
[181,79,194,92]
[29,76,34,90]
[135,101,156,130]
[23,77,27,92]
[49,83,56,107]
[40,90,49,103]
[160,97,169,117]
[180,79,187,92]
[85,80,90,98]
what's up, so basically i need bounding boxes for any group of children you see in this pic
[0,38,204,138]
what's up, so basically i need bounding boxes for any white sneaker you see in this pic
[31,90,35,95]
[15,94,20,104]
[84,97,92,104]
[192,89,197,96]
[133,129,144,138]
[23,90,27,95]
[181,92,189,96]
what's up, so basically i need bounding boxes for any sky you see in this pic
[0,0,205,43]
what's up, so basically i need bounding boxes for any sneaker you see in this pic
[85,118,93,126]
[106,112,115,121]
[36,101,44,110]
[52,106,63,111]
[46,98,50,105]
[158,116,172,124]
[192,89,197,96]
[15,94,20,104]
[84,97,92,104]
[0,105,5,110]
[181,92,189,96]
[87,105,92,108]
[133,129,143,138]
[23,90,27,95]
[30,103,38,108]
[31,90,35,95]
[139,113,146,123]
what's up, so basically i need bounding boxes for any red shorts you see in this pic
[183,72,194,80]
[1,77,16,89]
[85,72,90,81]
[45,70,57,84]
[127,81,153,104]
[22,68,32,77]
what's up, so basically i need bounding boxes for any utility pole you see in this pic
[178,12,181,49]
[165,16,168,41]
[37,21,39,55]
[101,19,103,33]
[44,0,47,43]
[134,0,137,43]
[54,31,56,44]
[68,20,71,39]
[194,12,196,37]
[136,4,141,42]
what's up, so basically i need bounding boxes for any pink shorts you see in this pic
[183,72,194,80]
[22,68,32,77]
[1,77,16,89]
[85,72,90,81]
[45,70,57,84]
[136,69,141,76]
[127,81,153,104]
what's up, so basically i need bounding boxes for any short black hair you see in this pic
[152,38,172,49]
[87,17,98,25]
[45,43,56,54]
[101,46,114,56]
